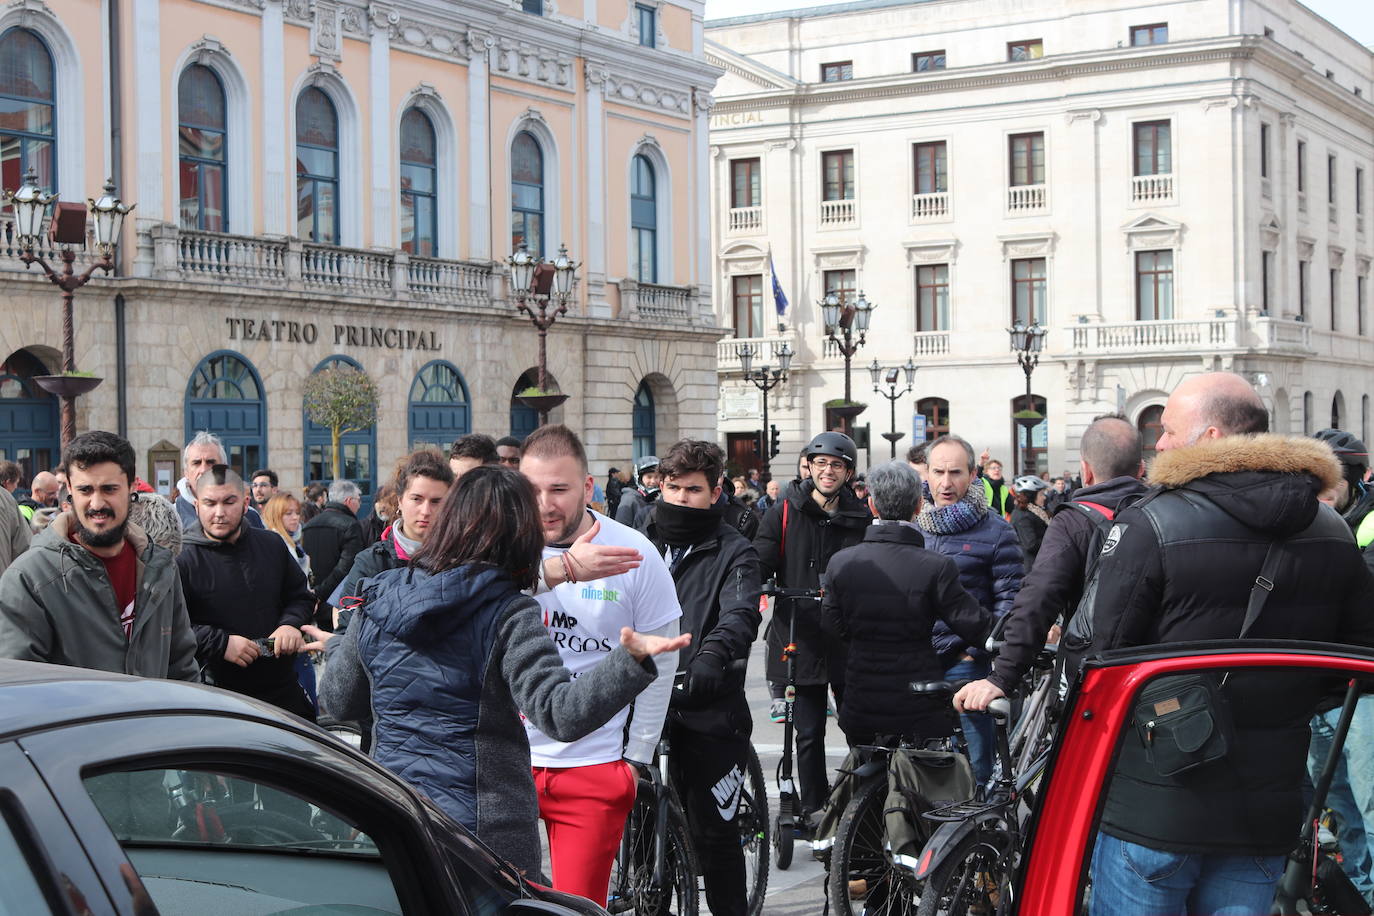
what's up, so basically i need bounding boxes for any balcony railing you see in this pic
[1252,315,1313,351]
[911,192,949,221]
[1007,184,1047,213]
[728,206,763,233]
[717,334,794,371]
[1131,174,1174,204]
[1070,317,1236,352]
[619,278,694,323]
[1,213,102,273]
[912,330,951,356]
[148,225,495,304]
[820,198,856,226]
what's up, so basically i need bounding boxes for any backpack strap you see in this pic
[1240,540,1286,639]
[780,498,789,563]
[1073,500,1115,520]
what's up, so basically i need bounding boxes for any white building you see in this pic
[706,0,1374,477]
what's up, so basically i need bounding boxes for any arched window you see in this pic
[399,108,437,257]
[916,397,950,442]
[0,29,56,194]
[633,381,656,459]
[1138,404,1164,463]
[303,355,376,508]
[1012,393,1048,477]
[184,351,266,479]
[511,131,544,257]
[0,348,58,484]
[631,154,657,283]
[296,87,339,244]
[178,64,227,232]
[1303,391,1314,436]
[1332,391,1345,430]
[408,360,470,450]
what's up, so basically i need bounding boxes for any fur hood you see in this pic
[1149,434,1341,492]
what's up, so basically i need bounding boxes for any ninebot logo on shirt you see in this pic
[579,585,621,602]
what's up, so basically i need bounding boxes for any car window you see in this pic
[1080,666,1365,914]
[0,804,54,916]
[82,767,402,915]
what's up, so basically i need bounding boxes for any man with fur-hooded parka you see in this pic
[1088,423,1374,878]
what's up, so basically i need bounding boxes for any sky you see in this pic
[701,0,1374,48]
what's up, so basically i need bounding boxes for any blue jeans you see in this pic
[1308,697,1374,905]
[945,657,993,785]
[1090,833,1285,916]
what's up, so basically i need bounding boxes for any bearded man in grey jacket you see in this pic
[0,431,199,680]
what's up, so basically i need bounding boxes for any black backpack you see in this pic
[1058,496,1142,667]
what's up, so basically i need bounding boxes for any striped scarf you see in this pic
[916,479,990,536]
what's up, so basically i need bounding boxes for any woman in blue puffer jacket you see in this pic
[316,465,688,878]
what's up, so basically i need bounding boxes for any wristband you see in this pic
[560,552,578,584]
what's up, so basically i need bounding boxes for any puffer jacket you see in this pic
[821,523,991,741]
[753,480,872,684]
[1089,434,1374,855]
[0,514,199,679]
[916,493,1024,666]
[341,563,657,877]
[988,475,1149,693]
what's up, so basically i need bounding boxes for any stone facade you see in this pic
[707,0,1374,475]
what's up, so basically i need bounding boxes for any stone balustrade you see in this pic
[618,278,695,323]
[717,333,794,370]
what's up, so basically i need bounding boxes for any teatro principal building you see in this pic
[0,0,723,500]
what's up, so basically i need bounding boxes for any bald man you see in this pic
[1075,373,1374,916]
[18,471,60,524]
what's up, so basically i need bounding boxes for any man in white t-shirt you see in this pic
[520,425,682,906]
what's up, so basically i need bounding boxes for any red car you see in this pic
[1016,641,1374,914]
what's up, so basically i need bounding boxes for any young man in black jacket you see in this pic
[642,439,762,916]
[955,413,1147,711]
[753,431,871,830]
[177,464,316,718]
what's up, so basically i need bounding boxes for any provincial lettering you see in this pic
[334,325,345,345]
[384,328,399,348]
[370,327,384,347]
[302,323,318,344]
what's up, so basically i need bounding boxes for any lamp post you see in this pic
[508,240,579,426]
[738,341,792,477]
[869,358,917,459]
[821,289,875,435]
[1007,318,1047,477]
[3,169,134,448]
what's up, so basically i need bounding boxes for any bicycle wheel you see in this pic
[773,786,794,870]
[740,745,770,916]
[608,778,701,916]
[915,828,1013,916]
[827,777,923,916]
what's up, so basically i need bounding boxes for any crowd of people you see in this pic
[1,370,1373,915]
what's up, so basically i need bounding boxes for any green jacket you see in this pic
[982,476,1012,518]
[0,513,199,680]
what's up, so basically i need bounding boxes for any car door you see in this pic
[18,712,472,916]
[1017,644,1374,914]
[0,741,115,915]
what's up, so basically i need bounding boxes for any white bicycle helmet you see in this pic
[1012,475,1049,493]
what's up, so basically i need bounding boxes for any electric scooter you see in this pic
[763,582,824,870]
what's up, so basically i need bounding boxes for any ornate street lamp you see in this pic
[508,240,579,425]
[1008,318,1047,476]
[821,288,874,435]
[3,169,135,448]
[870,357,917,459]
[738,341,792,477]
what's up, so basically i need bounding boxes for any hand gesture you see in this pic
[224,634,261,667]
[619,627,691,662]
[979,448,991,467]
[953,678,1005,713]
[301,624,334,652]
[270,625,305,655]
[566,520,642,581]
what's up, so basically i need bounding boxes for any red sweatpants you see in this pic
[533,759,639,905]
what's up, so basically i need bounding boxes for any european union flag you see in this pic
[769,253,788,317]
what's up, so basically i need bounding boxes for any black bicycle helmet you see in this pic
[1314,429,1368,469]
[804,431,858,467]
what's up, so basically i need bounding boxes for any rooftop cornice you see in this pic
[710,35,1374,130]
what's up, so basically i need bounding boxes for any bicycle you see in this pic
[823,682,977,916]
[608,734,771,916]
[761,581,824,871]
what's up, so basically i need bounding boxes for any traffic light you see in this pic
[753,431,763,456]
[769,424,781,459]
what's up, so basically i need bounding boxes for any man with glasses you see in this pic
[495,436,523,468]
[250,469,279,510]
[753,431,871,834]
